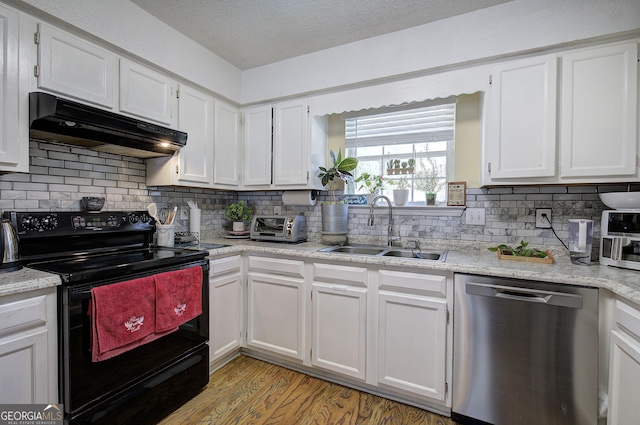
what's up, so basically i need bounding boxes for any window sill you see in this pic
[347,204,465,217]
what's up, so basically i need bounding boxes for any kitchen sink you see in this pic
[318,245,447,262]
[382,250,445,261]
[322,246,387,255]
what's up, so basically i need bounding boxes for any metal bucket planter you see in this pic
[321,203,349,233]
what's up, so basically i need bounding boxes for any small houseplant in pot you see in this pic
[393,177,410,206]
[225,200,253,232]
[415,156,445,205]
[318,150,358,236]
[354,173,392,204]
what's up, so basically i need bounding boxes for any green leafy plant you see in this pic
[318,150,359,203]
[354,173,393,194]
[407,158,415,168]
[488,240,548,258]
[225,200,253,222]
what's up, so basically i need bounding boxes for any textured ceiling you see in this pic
[130,0,512,70]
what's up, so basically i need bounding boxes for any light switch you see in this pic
[274,206,282,215]
[466,208,486,226]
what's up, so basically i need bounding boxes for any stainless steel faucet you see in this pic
[368,195,398,246]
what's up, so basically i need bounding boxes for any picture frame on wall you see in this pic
[447,181,466,206]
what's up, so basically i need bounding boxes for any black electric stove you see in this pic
[3,210,212,425]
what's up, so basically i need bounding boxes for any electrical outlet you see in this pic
[466,208,486,225]
[535,208,552,228]
[179,206,189,220]
[274,206,282,215]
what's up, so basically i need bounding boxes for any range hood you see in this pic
[29,92,187,158]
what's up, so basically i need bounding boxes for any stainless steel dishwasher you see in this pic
[452,274,598,425]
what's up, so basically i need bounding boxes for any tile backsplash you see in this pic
[0,141,632,253]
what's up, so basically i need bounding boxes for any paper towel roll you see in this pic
[282,190,317,206]
[189,208,201,234]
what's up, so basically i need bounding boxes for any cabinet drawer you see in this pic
[248,256,304,278]
[378,269,447,297]
[0,294,48,336]
[313,262,367,287]
[616,299,640,339]
[209,255,241,278]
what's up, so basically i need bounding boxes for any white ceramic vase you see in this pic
[393,189,409,206]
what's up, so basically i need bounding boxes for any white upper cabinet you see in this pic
[243,105,272,187]
[146,85,214,187]
[119,59,176,127]
[486,54,557,180]
[484,41,640,185]
[242,100,327,190]
[0,4,27,173]
[175,85,214,186]
[36,24,116,109]
[213,100,242,188]
[273,100,309,186]
[559,42,638,179]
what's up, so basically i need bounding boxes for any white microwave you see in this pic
[600,210,640,271]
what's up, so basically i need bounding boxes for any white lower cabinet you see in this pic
[209,255,242,362]
[377,269,451,404]
[246,256,306,360]
[0,288,57,403]
[311,263,368,380]
[240,254,453,411]
[608,300,640,424]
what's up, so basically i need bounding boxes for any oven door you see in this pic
[59,261,209,420]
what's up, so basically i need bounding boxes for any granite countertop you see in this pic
[5,238,640,307]
[0,267,62,297]
[203,238,640,306]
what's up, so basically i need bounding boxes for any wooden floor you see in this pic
[159,355,461,425]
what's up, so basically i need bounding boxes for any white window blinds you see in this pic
[345,103,455,147]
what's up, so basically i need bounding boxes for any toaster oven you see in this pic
[250,214,307,243]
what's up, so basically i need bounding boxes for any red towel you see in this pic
[91,276,158,362]
[155,267,203,333]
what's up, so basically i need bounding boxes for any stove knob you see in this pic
[21,216,40,231]
[129,214,139,224]
[41,215,58,230]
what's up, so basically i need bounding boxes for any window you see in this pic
[345,101,456,205]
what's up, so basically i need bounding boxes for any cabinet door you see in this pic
[487,54,557,179]
[247,272,305,360]
[273,100,309,186]
[378,292,447,401]
[608,330,640,425]
[0,329,50,403]
[560,42,638,178]
[119,59,175,127]
[176,85,214,186]
[0,4,26,172]
[243,105,272,187]
[214,100,242,187]
[210,271,242,361]
[37,24,116,109]
[311,282,366,380]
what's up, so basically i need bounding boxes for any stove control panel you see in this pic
[3,211,153,236]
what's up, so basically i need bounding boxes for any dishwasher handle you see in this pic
[465,282,584,309]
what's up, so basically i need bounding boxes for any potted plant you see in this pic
[393,177,410,206]
[401,161,408,173]
[393,159,401,173]
[354,173,392,204]
[386,160,394,175]
[318,150,358,235]
[407,158,415,173]
[415,156,445,205]
[225,200,253,231]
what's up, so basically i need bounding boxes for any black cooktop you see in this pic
[26,247,208,285]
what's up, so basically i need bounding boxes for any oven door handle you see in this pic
[70,289,93,301]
